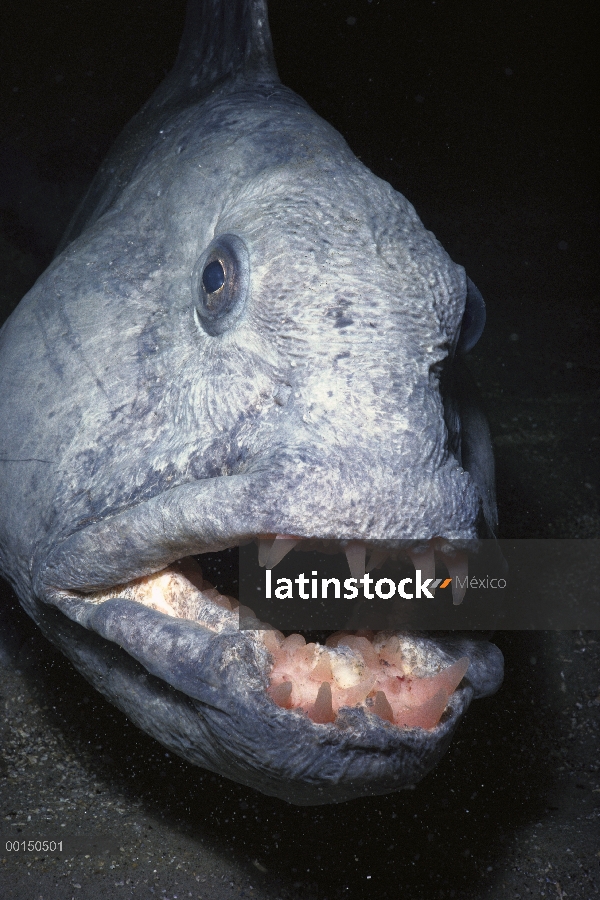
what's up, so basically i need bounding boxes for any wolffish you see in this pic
[0,0,502,804]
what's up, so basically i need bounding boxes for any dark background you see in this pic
[0,1,598,898]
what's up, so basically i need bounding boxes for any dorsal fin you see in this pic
[56,0,279,254]
[150,0,279,113]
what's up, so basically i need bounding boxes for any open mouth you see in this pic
[35,476,503,806]
[47,536,477,732]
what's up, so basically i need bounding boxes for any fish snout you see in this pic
[241,440,481,547]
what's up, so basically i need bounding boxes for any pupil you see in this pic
[202,260,225,294]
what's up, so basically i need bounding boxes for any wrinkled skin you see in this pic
[0,0,503,804]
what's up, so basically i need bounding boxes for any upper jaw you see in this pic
[36,450,481,596]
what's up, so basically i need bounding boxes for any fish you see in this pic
[0,0,503,804]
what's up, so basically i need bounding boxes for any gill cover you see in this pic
[458,278,486,354]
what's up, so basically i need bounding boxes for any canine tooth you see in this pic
[258,537,275,567]
[439,550,469,605]
[372,690,394,723]
[268,681,293,709]
[366,548,388,572]
[311,651,333,681]
[408,543,436,589]
[438,657,470,692]
[345,542,366,580]
[395,688,448,730]
[399,658,468,709]
[265,535,299,569]
[308,682,335,724]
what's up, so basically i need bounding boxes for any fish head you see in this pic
[0,15,501,805]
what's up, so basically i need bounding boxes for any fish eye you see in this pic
[192,234,249,335]
[202,260,225,296]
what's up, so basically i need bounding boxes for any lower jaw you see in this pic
[61,538,473,733]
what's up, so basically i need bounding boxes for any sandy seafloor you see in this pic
[0,1,598,897]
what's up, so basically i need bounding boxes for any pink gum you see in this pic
[265,631,469,730]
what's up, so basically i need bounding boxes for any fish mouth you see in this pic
[49,538,473,727]
[38,523,503,804]
[34,473,502,804]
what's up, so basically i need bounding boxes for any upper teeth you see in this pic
[255,535,469,601]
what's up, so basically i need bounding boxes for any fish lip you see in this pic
[40,587,475,786]
[35,474,264,596]
[35,473,479,599]
[38,587,477,805]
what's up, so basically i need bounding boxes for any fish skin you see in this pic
[0,0,502,804]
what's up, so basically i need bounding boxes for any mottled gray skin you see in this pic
[0,0,502,804]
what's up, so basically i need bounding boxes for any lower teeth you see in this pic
[265,629,468,728]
